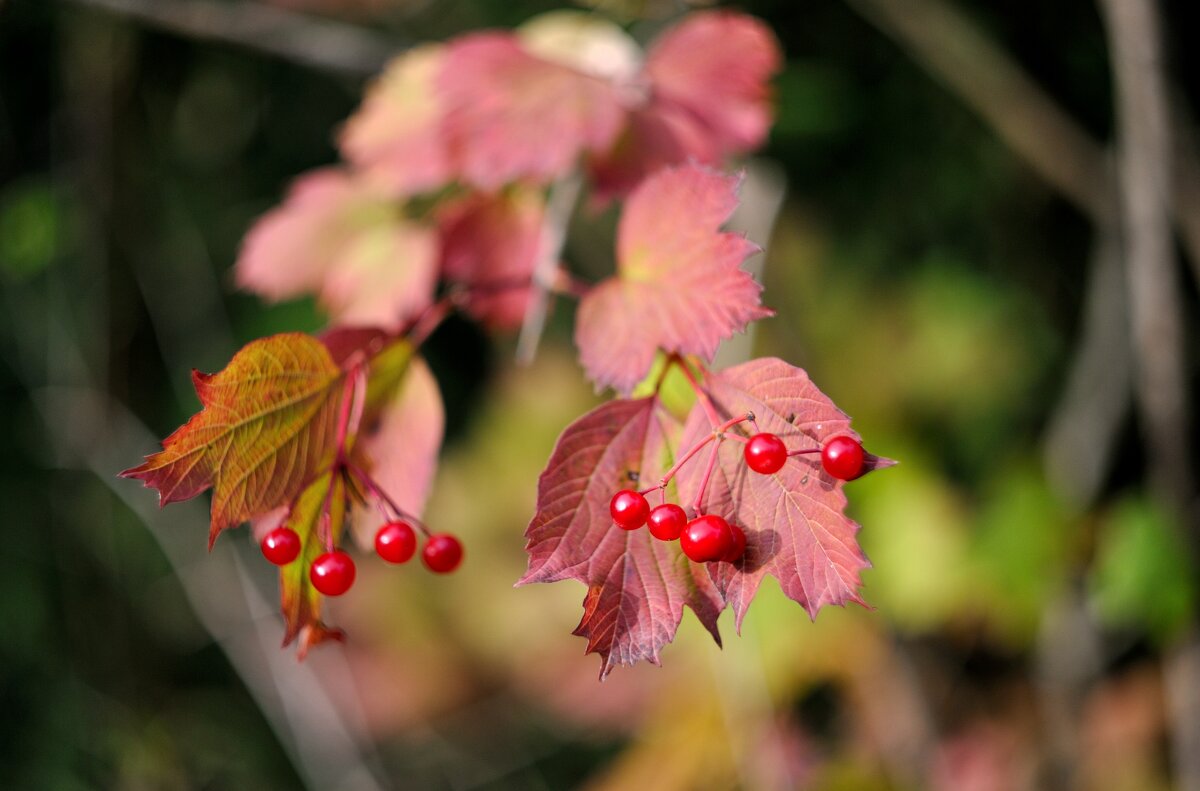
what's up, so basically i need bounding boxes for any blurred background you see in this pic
[3,0,1200,788]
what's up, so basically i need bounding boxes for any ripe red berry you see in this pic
[723,524,747,563]
[422,533,463,573]
[375,521,417,564]
[822,435,865,481]
[647,503,687,541]
[310,551,356,596]
[680,514,734,563]
[261,526,301,566]
[744,432,788,474]
[610,489,650,530]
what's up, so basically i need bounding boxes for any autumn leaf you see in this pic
[437,186,546,329]
[575,165,772,394]
[519,396,724,679]
[438,32,626,189]
[675,358,885,629]
[338,44,452,197]
[643,11,781,155]
[278,470,350,658]
[121,333,345,548]
[236,168,437,330]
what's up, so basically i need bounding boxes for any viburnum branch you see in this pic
[516,172,584,365]
[692,437,722,514]
[343,459,433,538]
[672,354,721,427]
[639,412,754,497]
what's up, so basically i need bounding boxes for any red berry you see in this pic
[422,533,463,573]
[261,526,301,566]
[680,514,734,563]
[822,435,865,481]
[647,503,687,541]
[310,551,356,596]
[375,521,417,564]
[744,432,788,474]
[610,489,650,530]
[723,524,747,563]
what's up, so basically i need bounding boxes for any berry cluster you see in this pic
[260,520,463,597]
[609,431,867,564]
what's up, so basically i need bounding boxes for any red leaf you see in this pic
[437,186,546,329]
[339,44,453,197]
[575,165,772,394]
[519,397,723,678]
[438,33,626,189]
[121,333,344,547]
[587,103,717,203]
[644,11,781,155]
[675,358,875,629]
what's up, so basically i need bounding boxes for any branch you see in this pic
[63,0,404,77]
[1097,5,1199,791]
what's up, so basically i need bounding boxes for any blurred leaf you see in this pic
[1091,496,1194,642]
[0,179,66,281]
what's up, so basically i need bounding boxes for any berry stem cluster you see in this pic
[608,356,871,566]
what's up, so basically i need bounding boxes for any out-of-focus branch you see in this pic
[62,0,403,77]
[843,0,1116,223]
[1097,5,1199,791]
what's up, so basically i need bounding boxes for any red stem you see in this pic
[692,439,722,514]
[672,355,721,427]
[343,460,432,538]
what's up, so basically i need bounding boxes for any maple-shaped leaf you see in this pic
[675,358,884,629]
[121,333,345,548]
[587,102,717,203]
[338,44,453,197]
[278,469,350,658]
[519,396,724,679]
[236,168,437,330]
[574,164,772,394]
[643,11,781,155]
[437,186,546,329]
[438,32,626,190]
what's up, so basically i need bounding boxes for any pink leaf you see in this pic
[519,397,724,678]
[575,164,772,394]
[236,169,436,330]
[437,186,546,329]
[675,358,874,630]
[439,33,626,189]
[338,44,453,197]
[644,11,782,154]
[350,356,444,546]
[587,102,717,203]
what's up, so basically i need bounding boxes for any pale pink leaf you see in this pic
[437,186,545,329]
[338,44,453,197]
[236,169,436,330]
[675,358,873,630]
[350,356,444,547]
[645,11,782,154]
[518,396,724,678]
[575,164,772,394]
[439,33,626,189]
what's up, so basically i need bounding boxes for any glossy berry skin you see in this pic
[723,524,747,563]
[375,521,417,564]
[744,432,788,474]
[610,489,650,530]
[422,533,463,573]
[647,503,688,541]
[822,435,865,481]
[261,526,302,566]
[680,514,734,563]
[310,551,356,596]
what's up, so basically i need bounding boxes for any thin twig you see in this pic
[62,0,404,77]
[1097,4,1198,791]
[516,173,584,365]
